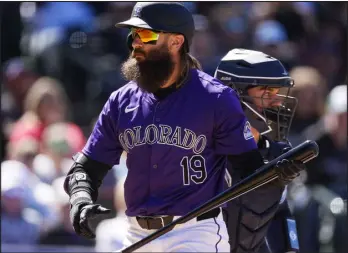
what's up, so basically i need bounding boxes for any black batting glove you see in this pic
[70,203,111,239]
[275,159,306,185]
[69,192,111,239]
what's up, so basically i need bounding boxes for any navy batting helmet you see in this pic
[214,48,298,141]
[117,2,194,52]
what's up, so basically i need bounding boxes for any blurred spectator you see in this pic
[42,122,85,158]
[32,122,85,184]
[288,66,327,140]
[291,84,347,253]
[1,57,39,162]
[253,19,298,69]
[6,136,39,170]
[190,14,220,75]
[299,84,347,190]
[254,20,288,47]
[21,2,95,128]
[9,76,69,149]
[24,2,129,127]
[1,57,40,162]
[95,176,128,252]
[2,57,39,120]
[1,164,40,245]
[28,2,96,57]
[39,176,94,247]
[1,185,41,245]
[272,2,308,43]
[208,3,250,53]
[292,2,318,33]
[1,160,58,244]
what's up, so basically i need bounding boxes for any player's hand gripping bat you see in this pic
[122,140,319,253]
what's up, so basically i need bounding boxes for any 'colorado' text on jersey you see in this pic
[83,69,257,216]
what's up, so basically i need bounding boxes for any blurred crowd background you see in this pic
[1,2,347,253]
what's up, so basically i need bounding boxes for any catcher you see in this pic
[215,48,302,253]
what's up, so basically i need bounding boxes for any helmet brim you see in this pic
[115,17,153,30]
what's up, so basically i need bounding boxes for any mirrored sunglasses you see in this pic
[131,28,160,43]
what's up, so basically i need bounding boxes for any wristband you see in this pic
[70,191,93,206]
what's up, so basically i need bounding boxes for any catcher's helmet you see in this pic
[116,2,194,52]
[214,48,297,141]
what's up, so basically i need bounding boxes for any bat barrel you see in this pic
[121,140,319,253]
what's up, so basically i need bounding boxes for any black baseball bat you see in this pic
[122,140,319,253]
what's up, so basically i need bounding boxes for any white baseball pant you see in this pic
[116,210,230,252]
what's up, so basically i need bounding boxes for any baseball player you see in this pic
[64,3,303,252]
[214,48,302,253]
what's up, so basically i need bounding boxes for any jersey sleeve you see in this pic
[214,88,258,155]
[82,92,123,166]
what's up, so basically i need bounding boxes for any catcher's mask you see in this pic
[214,48,298,142]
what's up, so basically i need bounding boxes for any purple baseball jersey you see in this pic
[83,69,257,216]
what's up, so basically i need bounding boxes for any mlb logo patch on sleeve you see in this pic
[243,121,254,140]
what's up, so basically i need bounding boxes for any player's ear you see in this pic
[168,34,184,53]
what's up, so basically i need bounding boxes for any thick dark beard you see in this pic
[121,44,175,93]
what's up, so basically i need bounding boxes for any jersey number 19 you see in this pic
[180,155,207,185]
